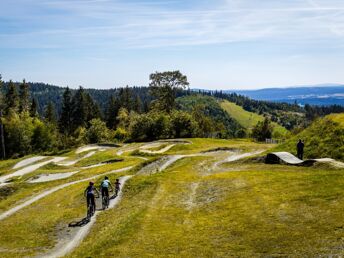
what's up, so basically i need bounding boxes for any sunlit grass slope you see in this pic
[167,138,270,154]
[220,100,289,137]
[69,155,344,257]
[275,113,344,161]
[1,138,344,257]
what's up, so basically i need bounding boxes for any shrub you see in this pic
[252,117,273,141]
[3,112,35,157]
[114,127,128,142]
[86,119,110,143]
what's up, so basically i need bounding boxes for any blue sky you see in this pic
[1,0,344,89]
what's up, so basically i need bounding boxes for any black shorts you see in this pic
[87,193,95,207]
[101,187,109,198]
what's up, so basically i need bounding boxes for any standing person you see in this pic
[297,139,304,160]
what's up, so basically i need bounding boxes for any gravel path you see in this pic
[0,157,67,186]
[38,175,132,258]
[139,144,176,154]
[75,145,114,154]
[13,156,47,170]
[0,166,133,221]
[56,151,96,166]
[27,171,80,183]
[213,150,265,169]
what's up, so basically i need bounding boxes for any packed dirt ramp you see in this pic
[266,152,344,168]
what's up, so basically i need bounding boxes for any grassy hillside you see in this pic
[220,100,264,129]
[275,113,344,161]
[220,100,289,137]
[176,95,243,137]
[2,139,344,257]
[76,161,344,257]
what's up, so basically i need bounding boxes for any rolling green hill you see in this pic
[1,139,344,257]
[275,113,344,161]
[220,100,289,137]
[176,95,243,137]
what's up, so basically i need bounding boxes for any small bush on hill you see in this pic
[275,114,344,161]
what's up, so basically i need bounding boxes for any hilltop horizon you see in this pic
[2,76,344,92]
[1,0,344,89]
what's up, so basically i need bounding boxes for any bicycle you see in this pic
[102,194,109,210]
[87,201,95,219]
[86,194,99,220]
[101,187,113,210]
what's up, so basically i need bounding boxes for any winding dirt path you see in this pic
[0,166,133,221]
[39,175,132,258]
[75,145,113,154]
[137,155,186,175]
[27,171,80,183]
[139,144,176,154]
[213,150,265,169]
[1,140,268,256]
[56,151,96,167]
[13,156,47,170]
[0,157,67,186]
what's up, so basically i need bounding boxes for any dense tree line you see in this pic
[2,79,342,131]
[200,90,344,130]
[1,71,344,159]
[0,71,242,159]
[304,104,344,121]
[0,82,153,117]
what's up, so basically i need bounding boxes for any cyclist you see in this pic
[100,176,113,203]
[114,178,121,196]
[84,181,100,215]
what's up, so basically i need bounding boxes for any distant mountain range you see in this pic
[221,85,344,106]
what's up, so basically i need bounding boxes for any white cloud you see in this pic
[1,0,344,49]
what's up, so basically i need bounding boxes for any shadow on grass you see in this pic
[68,217,90,227]
[68,194,119,227]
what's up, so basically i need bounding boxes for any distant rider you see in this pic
[297,139,304,160]
[115,178,121,196]
[100,176,113,200]
[84,181,100,213]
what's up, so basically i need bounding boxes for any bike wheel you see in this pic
[87,204,92,219]
[102,196,106,210]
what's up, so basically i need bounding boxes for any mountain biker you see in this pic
[114,178,121,195]
[100,176,113,201]
[84,181,100,213]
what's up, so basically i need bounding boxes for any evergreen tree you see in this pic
[5,80,19,114]
[0,75,3,110]
[118,86,132,111]
[85,92,101,122]
[0,75,5,159]
[105,95,120,129]
[132,94,142,113]
[59,87,73,134]
[19,79,30,113]
[30,98,39,118]
[71,86,87,131]
[44,102,57,124]
[252,117,273,141]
